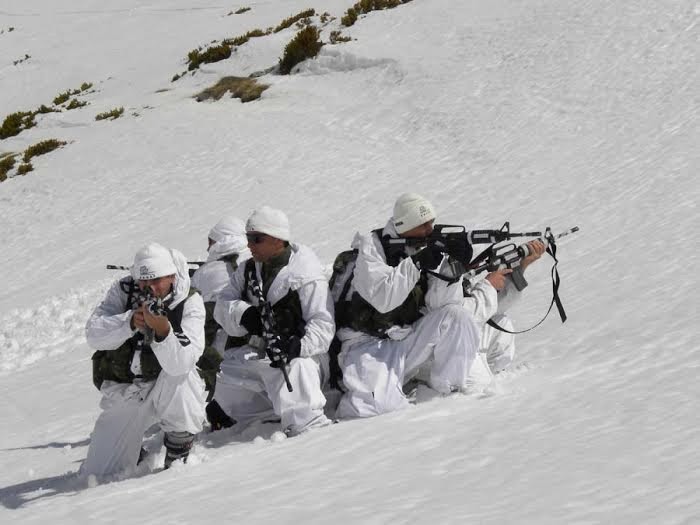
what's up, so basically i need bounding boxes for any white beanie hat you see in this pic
[209,216,246,243]
[131,243,177,281]
[392,193,436,234]
[246,206,291,241]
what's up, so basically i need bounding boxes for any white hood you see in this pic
[206,234,250,263]
[169,248,192,309]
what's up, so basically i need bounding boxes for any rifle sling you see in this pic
[486,238,567,335]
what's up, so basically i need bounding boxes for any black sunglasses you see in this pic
[246,232,268,244]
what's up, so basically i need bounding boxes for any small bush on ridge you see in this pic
[0,111,35,139]
[66,99,88,110]
[95,107,124,121]
[0,154,16,181]
[274,9,315,33]
[17,162,33,175]
[53,89,80,105]
[341,0,408,27]
[278,26,323,75]
[23,139,67,163]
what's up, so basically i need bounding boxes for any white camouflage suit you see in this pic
[213,243,334,435]
[82,250,206,477]
[336,221,488,419]
[461,264,527,384]
[191,222,251,355]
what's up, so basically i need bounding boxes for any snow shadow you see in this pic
[0,472,83,509]
[1,437,90,452]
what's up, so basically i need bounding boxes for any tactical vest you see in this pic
[242,255,306,341]
[331,229,427,338]
[91,277,221,392]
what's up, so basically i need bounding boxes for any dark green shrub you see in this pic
[196,76,270,103]
[341,0,406,27]
[66,98,87,110]
[95,107,124,121]
[80,82,93,91]
[235,7,251,14]
[53,89,80,105]
[0,154,16,181]
[23,139,67,162]
[17,162,33,175]
[0,111,35,139]
[36,104,59,114]
[187,43,232,71]
[341,8,358,26]
[274,9,315,33]
[279,26,323,75]
[223,28,268,47]
[320,12,332,23]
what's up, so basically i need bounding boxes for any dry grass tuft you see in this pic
[196,76,270,103]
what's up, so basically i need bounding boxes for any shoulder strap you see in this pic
[119,276,137,310]
[243,258,256,300]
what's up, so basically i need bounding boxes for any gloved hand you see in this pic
[411,242,442,271]
[269,335,302,368]
[239,306,263,336]
[444,236,473,265]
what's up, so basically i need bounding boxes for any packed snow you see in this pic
[1,0,698,523]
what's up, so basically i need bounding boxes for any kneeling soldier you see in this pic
[84,243,206,475]
[213,206,334,437]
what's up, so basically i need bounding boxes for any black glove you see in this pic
[239,306,263,336]
[411,242,442,271]
[269,335,302,368]
[444,236,473,265]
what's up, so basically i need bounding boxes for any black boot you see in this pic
[163,431,195,469]
[206,400,236,431]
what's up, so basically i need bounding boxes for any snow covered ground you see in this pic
[1,0,698,522]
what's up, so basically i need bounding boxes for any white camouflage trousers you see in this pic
[481,313,516,372]
[213,345,330,435]
[81,370,206,477]
[335,304,481,419]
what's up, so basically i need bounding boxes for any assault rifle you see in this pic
[464,225,579,277]
[465,225,579,333]
[247,275,294,393]
[384,222,548,265]
[131,287,169,345]
[106,265,170,344]
[387,222,579,333]
[107,262,205,278]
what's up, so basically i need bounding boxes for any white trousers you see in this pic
[213,346,330,434]
[336,305,480,419]
[481,313,516,372]
[81,370,206,477]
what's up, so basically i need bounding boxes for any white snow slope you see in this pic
[1,0,698,523]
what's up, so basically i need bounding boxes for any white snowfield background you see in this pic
[1,0,698,523]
